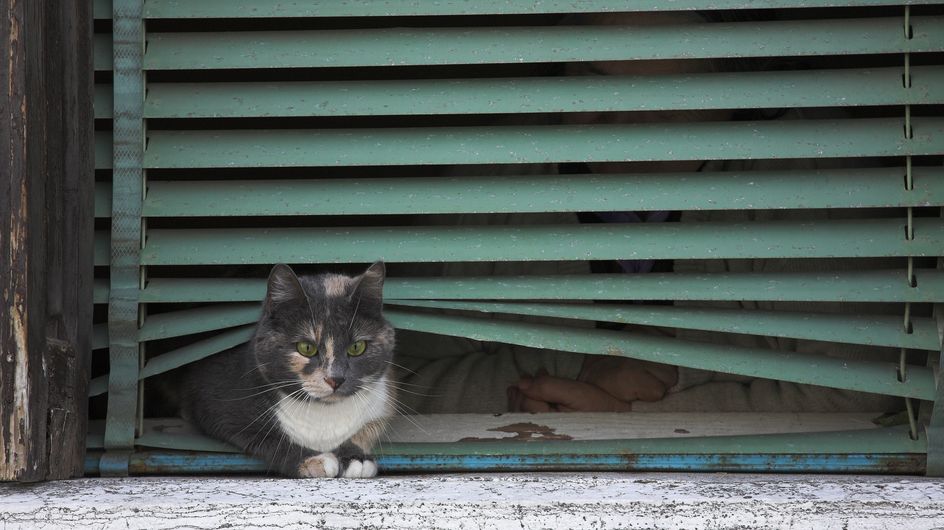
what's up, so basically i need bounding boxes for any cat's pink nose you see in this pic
[324,377,344,390]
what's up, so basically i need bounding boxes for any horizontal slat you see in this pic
[144,67,944,118]
[88,325,257,397]
[142,219,943,265]
[90,0,944,19]
[83,426,927,471]
[386,308,937,400]
[95,84,112,120]
[383,412,886,443]
[94,231,109,266]
[388,300,940,351]
[133,1,944,18]
[144,17,944,70]
[94,182,111,218]
[84,442,927,474]
[94,34,111,71]
[88,293,937,399]
[95,131,111,170]
[141,168,944,217]
[95,414,900,452]
[139,304,259,341]
[108,413,889,453]
[144,118,944,168]
[93,0,110,19]
[94,278,109,303]
[140,325,255,380]
[92,324,108,350]
[137,270,942,304]
[119,299,940,351]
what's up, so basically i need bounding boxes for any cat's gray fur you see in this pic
[180,262,395,478]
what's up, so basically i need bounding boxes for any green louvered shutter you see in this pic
[90,0,944,476]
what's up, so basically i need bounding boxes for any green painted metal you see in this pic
[93,231,108,266]
[135,270,944,304]
[136,0,944,18]
[93,278,108,304]
[139,325,256,379]
[379,427,926,456]
[87,0,944,475]
[384,308,937,400]
[140,168,944,218]
[93,34,111,71]
[103,294,937,356]
[143,118,944,168]
[927,297,944,476]
[134,431,237,455]
[105,0,144,465]
[87,377,106,397]
[92,324,108,350]
[142,218,944,265]
[94,132,111,170]
[94,182,111,218]
[124,299,940,352]
[139,304,260,342]
[144,17,944,70]
[93,0,111,19]
[85,418,923,456]
[94,84,112,120]
[126,424,923,456]
[388,300,940,351]
[84,450,927,475]
[142,67,944,118]
[88,325,257,397]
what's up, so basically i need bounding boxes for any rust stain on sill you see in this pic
[458,422,573,442]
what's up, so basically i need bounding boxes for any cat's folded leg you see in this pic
[296,452,341,478]
[244,437,342,478]
[335,419,388,478]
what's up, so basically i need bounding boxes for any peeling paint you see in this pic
[459,422,573,442]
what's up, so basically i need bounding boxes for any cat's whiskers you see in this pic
[221,381,300,401]
[348,294,362,332]
[237,387,306,440]
[248,393,304,458]
[381,359,420,376]
[232,378,299,391]
[382,380,441,398]
[266,390,305,467]
[239,361,271,378]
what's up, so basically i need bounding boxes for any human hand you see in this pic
[578,356,678,403]
[507,357,678,413]
[508,372,633,412]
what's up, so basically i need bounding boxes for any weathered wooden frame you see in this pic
[0,0,95,482]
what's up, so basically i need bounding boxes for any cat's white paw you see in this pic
[342,458,378,478]
[297,453,340,478]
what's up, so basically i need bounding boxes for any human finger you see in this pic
[519,375,631,412]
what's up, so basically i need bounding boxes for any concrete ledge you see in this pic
[2,473,943,529]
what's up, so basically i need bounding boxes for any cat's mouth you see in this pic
[317,393,343,404]
[299,387,346,403]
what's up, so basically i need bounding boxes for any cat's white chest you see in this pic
[275,378,390,452]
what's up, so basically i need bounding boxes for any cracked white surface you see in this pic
[2,473,943,529]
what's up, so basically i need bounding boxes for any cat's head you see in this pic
[252,262,394,403]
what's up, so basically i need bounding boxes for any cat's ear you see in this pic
[350,261,385,304]
[265,264,306,308]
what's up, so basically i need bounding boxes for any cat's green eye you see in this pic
[347,340,367,357]
[296,341,318,357]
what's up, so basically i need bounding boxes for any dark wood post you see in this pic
[1,0,94,482]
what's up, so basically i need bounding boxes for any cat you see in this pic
[179,261,395,478]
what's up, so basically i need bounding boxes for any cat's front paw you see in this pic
[297,453,340,478]
[342,457,378,478]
